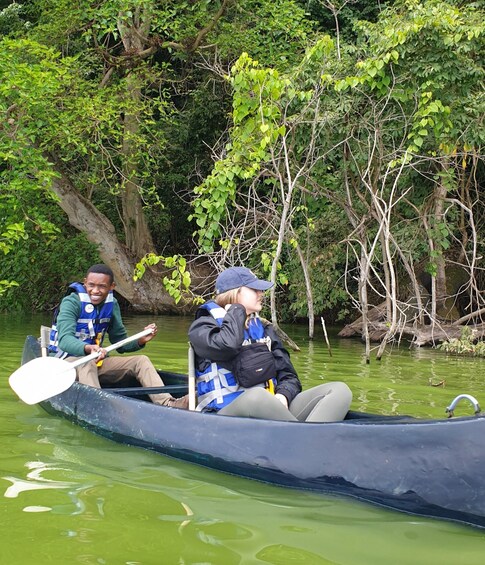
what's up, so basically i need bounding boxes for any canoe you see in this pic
[20,334,485,529]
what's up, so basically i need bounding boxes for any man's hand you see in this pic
[84,344,107,359]
[138,323,158,345]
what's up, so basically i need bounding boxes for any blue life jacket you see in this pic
[49,282,114,357]
[195,301,275,412]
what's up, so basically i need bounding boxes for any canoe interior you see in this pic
[21,334,413,423]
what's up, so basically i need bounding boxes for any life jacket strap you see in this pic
[196,363,240,411]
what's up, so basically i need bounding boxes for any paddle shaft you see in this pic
[69,328,153,370]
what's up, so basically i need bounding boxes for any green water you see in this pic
[2,312,485,564]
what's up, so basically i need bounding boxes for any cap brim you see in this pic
[245,280,273,291]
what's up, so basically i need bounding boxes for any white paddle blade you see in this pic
[9,357,77,405]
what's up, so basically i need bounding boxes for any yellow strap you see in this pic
[95,333,104,367]
[266,379,275,395]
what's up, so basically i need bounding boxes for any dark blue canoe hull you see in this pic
[21,336,485,529]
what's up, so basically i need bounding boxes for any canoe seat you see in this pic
[39,325,51,357]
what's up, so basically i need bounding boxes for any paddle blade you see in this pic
[9,357,76,405]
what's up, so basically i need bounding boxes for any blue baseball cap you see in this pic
[215,267,273,294]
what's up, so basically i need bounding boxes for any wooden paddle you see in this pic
[9,328,153,405]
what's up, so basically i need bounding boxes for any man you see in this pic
[50,263,189,409]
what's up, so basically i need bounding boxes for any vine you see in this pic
[134,253,203,305]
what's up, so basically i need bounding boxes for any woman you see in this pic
[188,266,352,421]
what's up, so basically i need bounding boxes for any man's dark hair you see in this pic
[86,264,114,284]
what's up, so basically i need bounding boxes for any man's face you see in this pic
[83,273,115,305]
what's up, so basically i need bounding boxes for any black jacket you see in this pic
[188,303,302,404]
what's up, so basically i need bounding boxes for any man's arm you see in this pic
[56,294,87,356]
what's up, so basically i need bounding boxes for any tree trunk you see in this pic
[359,246,371,363]
[433,172,448,310]
[340,318,485,348]
[121,73,156,258]
[269,172,300,351]
[48,161,185,313]
[117,11,156,258]
[294,237,314,339]
[376,212,398,360]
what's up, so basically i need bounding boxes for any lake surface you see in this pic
[2,312,485,564]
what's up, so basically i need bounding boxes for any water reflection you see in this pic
[3,460,76,499]
[4,415,484,565]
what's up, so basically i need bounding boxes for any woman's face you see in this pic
[237,286,264,315]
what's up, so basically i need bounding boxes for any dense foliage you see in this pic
[0,0,315,311]
[192,1,484,340]
[1,1,484,349]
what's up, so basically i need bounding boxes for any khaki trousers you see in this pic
[67,354,172,406]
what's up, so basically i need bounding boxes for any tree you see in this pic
[0,0,314,311]
[191,0,485,353]
[192,42,349,342]
[336,0,485,352]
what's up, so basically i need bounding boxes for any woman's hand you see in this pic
[274,393,288,408]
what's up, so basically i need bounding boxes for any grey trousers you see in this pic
[67,355,173,406]
[218,382,352,422]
